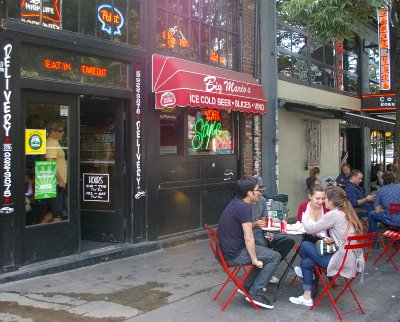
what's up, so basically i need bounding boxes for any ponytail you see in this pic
[342,199,364,235]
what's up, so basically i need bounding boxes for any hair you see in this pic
[47,121,63,133]
[386,164,394,172]
[349,169,362,179]
[309,167,320,177]
[341,164,350,171]
[236,176,258,198]
[308,184,325,196]
[325,186,363,235]
[382,171,396,185]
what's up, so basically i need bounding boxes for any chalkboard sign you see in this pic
[83,173,109,202]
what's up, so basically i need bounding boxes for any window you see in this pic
[156,0,237,69]
[25,103,69,226]
[8,0,142,46]
[368,46,379,94]
[160,107,234,155]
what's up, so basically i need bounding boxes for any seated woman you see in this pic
[289,186,364,307]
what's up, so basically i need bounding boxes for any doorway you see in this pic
[80,97,125,244]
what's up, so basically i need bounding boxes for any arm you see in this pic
[46,157,66,188]
[302,210,336,235]
[375,205,382,213]
[242,222,263,268]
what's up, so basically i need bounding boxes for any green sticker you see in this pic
[35,160,57,199]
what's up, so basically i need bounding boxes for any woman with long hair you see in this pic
[306,167,320,190]
[289,186,364,307]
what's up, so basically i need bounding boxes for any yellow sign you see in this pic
[25,129,46,155]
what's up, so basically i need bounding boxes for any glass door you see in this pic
[80,97,125,243]
[23,91,79,264]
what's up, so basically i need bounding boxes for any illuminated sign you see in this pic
[20,0,61,30]
[337,40,344,91]
[362,93,397,112]
[161,26,189,49]
[43,58,108,78]
[210,51,226,65]
[97,4,124,36]
[378,8,391,90]
[0,43,14,214]
[190,109,232,153]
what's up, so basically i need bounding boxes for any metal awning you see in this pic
[152,54,267,114]
[344,112,395,132]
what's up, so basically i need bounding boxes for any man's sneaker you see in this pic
[289,295,313,307]
[269,275,279,284]
[245,293,274,309]
[294,266,303,279]
[237,286,250,296]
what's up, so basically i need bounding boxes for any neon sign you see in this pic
[20,0,61,29]
[97,4,124,36]
[161,26,189,49]
[191,109,222,151]
[210,51,226,65]
[378,8,390,90]
[43,58,108,78]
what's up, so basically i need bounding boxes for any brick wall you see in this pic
[242,0,262,176]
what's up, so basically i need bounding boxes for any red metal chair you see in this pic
[372,203,400,271]
[204,224,259,311]
[310,232,375,321]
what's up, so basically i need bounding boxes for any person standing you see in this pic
[40,121,68,223]
[251,176,295,284]
[335,164,351,188]
[368,171,400,248]
[217,176,281,309]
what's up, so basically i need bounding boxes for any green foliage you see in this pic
[279,0,390,43]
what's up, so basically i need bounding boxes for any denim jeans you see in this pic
[226,245,281,295]
[300,241,333,291]
[368,211,391,242]
[254,229,295,260]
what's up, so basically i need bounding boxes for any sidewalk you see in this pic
[0,236,398,322]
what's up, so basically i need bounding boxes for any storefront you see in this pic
[0,0,265,272]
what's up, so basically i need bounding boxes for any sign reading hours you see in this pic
[83,173,109,202]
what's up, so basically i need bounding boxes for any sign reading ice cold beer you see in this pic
[83,173,109,202]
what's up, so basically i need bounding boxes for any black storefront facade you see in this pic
[0,1,266,273]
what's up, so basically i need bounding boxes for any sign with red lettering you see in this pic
[378,8,391,91]
[161,26,189,49]
[362,93,397,112]
[20,0,61,30]
[43,58,108,78]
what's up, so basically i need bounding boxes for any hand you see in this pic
[252,260,263,268]
[256,219,266,228]
[366,195,375,202]
[323,236,334,244]
[266,232,274,242]
[302,211,310,221]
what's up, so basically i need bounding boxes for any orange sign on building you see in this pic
[378,8,390,91]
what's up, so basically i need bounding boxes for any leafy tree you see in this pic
[280,0,400,178]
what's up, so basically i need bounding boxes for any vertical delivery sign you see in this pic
[0,42,14,214]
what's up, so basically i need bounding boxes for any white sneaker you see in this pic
[294,266,303,279]
[289,295,313,307]
[269,275,279,284]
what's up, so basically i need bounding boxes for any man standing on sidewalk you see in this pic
[217,176,281,309]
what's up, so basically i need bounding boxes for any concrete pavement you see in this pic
[0,235,398,322]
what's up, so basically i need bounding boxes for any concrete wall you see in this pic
[277,108,340,220]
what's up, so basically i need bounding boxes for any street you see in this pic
[0,237,398,322]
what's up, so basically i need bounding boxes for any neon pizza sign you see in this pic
[97,4,124,36]
[191,109,225,151]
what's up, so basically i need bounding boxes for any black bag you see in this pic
[50,187,68,219]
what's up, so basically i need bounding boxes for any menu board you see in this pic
[83,173,109,202]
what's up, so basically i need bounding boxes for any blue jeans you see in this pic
[226,245,281,295]
[254,229,295,259]
[368,211,394,242]
[300,241,333,291]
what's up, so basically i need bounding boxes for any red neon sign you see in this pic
[210,51,226,65]
[378,7,391,90]
[44,59,72,72]
[161,27,189,49]
[204,109,221,122]
[20,0,61,23]
[81,65,108,77]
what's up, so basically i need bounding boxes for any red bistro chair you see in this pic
[310,232,375,321]
[204,224,259,311]
[373,203,400,271]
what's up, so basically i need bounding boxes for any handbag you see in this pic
[315,222,351,256]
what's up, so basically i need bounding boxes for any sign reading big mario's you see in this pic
[152,54,267,114]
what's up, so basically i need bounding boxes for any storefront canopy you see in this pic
[152,54,267,114]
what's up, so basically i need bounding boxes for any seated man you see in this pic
[217,176,281,309]
[368,171,400,248]
[345,169,375,217]
[335,163,351,188]
[251,176,295,284]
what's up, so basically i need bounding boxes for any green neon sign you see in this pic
[191,118,222,150]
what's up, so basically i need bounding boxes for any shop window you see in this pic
[188,108,233,155]
[25,103,69,226]
[156,0,236,69]
[7,0,142,46]
[160,107,234,156]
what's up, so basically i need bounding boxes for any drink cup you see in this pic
[280,219,287,233]
[267,216,273,228]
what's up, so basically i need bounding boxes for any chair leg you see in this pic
[373,237,399,271]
